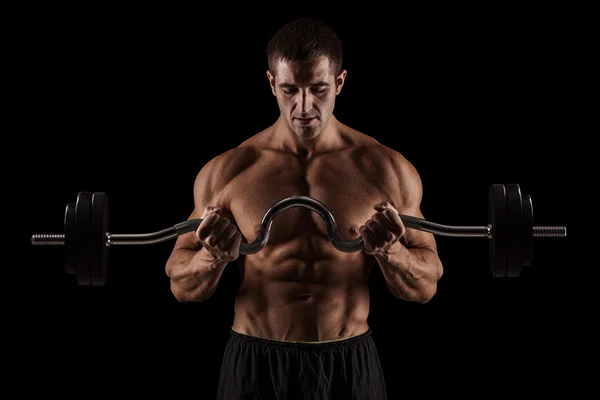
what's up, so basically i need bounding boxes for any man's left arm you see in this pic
[371,230,443,303]
[359,158,443,303]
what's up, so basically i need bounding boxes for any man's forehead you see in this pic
[275,56,333,83]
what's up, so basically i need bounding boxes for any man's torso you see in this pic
[215,125,405,342]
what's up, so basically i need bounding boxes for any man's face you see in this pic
[267,56,346,140]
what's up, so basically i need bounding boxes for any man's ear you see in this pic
[266,70,276,96]
[335,69,347,95]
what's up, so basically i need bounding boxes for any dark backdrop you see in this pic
[16,5,589,399]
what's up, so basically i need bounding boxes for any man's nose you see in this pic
[297,90,314,113]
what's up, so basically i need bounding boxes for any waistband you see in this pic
[228,327,373,350]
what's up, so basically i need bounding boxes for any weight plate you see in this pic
[74,192,92,286]
[505,184,523,278]
[90,192,109,286]
[522,194,534,266]
[489,184,507,278]
[64,202,76,276]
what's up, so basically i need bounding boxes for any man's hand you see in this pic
[197,206,243,262]
[358,202,406,256]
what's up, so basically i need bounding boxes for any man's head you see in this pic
[266,18,347,140]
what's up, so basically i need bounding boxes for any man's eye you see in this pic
[281,88,325,94]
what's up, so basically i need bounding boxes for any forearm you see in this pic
[375,241,443,303]
[166,247,229,302]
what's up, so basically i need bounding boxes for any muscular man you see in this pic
[165,18,443,399]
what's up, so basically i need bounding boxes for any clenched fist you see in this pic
[196,206,243,262]
[359,201,406,255]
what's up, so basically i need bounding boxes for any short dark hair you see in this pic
[266,18,343,76]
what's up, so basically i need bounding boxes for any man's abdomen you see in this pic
[232,249,372,342]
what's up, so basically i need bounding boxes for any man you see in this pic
[165,18,443,399]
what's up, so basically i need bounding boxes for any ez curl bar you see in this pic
[31,183,566,286]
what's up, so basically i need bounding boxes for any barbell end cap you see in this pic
[31,234,65,246]
[533,226,567,238]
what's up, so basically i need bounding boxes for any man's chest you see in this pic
[224,154,398,243]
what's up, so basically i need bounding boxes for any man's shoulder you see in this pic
[352,135,416,174]
[195,145,260,188]
[344,126,410,163]
[350,134,422,195]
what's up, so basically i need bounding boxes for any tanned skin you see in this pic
[165,56,443,342]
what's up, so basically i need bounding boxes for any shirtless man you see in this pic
[165,18,443,399]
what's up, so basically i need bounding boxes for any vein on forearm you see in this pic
[376,242,441,292]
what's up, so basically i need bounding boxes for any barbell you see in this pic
[31,183,566,286]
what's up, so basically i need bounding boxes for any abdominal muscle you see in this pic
[231,235,373,343]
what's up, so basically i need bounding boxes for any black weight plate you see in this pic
[64,202,76,275]
[90,192,109,286]
[489,184,507,278]
[505,184,523,278]
[74,192,92,286]
[522,194,534,266]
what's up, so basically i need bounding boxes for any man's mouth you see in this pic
[295,117,317,126]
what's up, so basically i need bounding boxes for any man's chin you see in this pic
[295,129,320,140]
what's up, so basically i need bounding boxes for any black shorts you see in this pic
[217,328,388,400]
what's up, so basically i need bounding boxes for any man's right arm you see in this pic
[164,153,237,302]
[165,233,231,302]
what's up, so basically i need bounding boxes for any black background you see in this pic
[15,4,591,398]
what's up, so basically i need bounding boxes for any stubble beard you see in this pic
[295,125,320,140]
